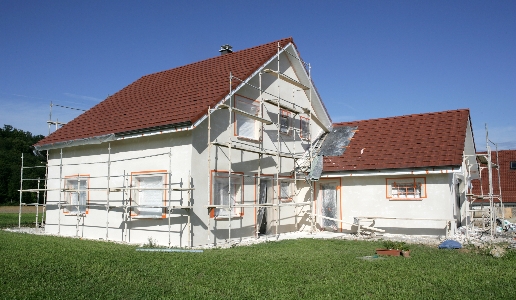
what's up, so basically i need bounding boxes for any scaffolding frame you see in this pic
[465,124,504,237]
[18,42,327,247]
[206,42,321,244]
[19,145,195,248]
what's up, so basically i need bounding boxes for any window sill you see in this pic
[236,136,261,143]
[214,215,243,220]
[280,199,293,203]
[388,198,424,201]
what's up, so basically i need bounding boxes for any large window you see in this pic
[235,95,260,140]
[64,175,89,215]
[211,171,243,218]
[131,171,166,218]
[300,116,310,140]
[386,177,426,200]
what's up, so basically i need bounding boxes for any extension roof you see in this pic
[36,38,294,147]
[472,150,516,203]
[323,109,471,172]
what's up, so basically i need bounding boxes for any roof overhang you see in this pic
[34,121,193,151]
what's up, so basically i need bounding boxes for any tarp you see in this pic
[438,240,462,249]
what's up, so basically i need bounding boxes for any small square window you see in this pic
[510,161,516,170]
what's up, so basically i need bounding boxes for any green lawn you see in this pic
[0,213,39,228]
[1,231,515,299]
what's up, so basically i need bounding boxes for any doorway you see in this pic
[319,182,338,231]
[257,178,271,234]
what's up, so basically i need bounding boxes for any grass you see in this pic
[0,213,39,228]
[1,231,515,299]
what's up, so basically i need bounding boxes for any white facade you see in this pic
[43,45,331,247]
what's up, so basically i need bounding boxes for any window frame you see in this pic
[510,161,516,170]
[279,109,292,136]
[386,177,427,200]
[278,177,293,202]
[63,174,90,215]
[234,94,260,141]
[130,170,167,219]
[299,116,310,140]
[210,170,244,218]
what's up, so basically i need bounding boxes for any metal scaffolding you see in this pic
[205,42,322,244]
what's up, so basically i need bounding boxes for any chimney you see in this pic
[219,44,233,55]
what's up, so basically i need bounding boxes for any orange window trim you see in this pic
[63,174,90,215]
[277,176,293,202]
[210,170,245,218]
[385,176,427,200]
[130,170,168,218]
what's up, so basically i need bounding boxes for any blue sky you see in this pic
[1,1,514,150]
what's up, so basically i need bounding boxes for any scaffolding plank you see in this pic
[264,99,301,114]
[211,142,302,159]
[217,104,273,125]
[262,69,310,90]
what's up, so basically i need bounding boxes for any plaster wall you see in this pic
[338,173,455,235]
[45,131,193,247]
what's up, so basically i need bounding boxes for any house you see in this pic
[316,109,479,236]
[472,150,516,211]
[34,38,332,247]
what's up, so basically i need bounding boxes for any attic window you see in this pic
[235,95,259,140]
[511,161,516,170]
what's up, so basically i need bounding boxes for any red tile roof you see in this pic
[323,109,471,171]
[471,150,516,203]
[36,38,294,146]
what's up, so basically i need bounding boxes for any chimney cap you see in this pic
[219,44,233,55]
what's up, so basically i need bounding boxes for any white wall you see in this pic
[44,46,326,247]
[336,173,455,236]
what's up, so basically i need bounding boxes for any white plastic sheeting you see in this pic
[320,183,337,230]
[65,178,87,214]
[235,96,259,139]
[213,173,242,217]
[134,176,163,218]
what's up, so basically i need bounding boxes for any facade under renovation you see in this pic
[31,38,332,247]
[21,37,504,246]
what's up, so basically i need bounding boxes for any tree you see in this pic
[0,125,47,205]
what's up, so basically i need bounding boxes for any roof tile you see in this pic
[36,38,293,146]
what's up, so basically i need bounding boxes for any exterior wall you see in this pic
[336,173,456,236]
[189,50,321,245]
[45,131,193,247]
[44,47,325,247]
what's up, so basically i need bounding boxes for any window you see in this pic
[300,116,310,139]
[64,175,89,215]
[386,177,426,200]
[279,110,291,135]
[279,179,292,202]
[235,95,260,140]
[511,161,516,170]
[131,171,166,218]
[211,172,243,218]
